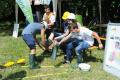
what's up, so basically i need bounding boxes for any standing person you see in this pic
[43,5,55,39]
[42,5,55,50]
[22,22,47,69]
[58,22,103,65]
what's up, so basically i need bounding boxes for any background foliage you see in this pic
[0,0,15,20]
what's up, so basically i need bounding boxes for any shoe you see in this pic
[62,60,70,64]
[29,54,40,69]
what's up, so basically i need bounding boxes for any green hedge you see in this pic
[0,0,15,19]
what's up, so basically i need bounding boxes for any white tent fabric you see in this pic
[52,0,58,18]
[39,0,51,5]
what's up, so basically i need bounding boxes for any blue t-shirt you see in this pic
[22,23,44,35]
[62,21,69,32]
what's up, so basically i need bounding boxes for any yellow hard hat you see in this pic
[62,11,70,20]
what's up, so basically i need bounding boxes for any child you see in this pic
[58,22,103,65]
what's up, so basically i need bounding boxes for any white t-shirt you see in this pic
[71,27,94,46]
[71,22,82,39]
[43,13,55,24]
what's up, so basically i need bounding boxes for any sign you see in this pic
[12,24,19,38]
[103,23,120,78]
[16,0,33,23]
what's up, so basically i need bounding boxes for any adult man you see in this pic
[22,22,47,69]
[58,22,103,65]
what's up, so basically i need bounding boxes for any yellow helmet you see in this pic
[62,11,70,20]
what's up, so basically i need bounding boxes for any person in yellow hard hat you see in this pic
[48,12,82,63]
[62,11,70,20]
[48,11,71,60]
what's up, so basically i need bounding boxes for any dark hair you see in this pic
[44,5,50,9]
[68,22,78,30]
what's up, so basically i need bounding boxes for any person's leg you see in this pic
[45,29,54,51]
[75,41,90,64]
[48,33,54,41]
[48,32,62,50]
[66,42,74,63]
[22,34,39,69]
[59,43,67,63]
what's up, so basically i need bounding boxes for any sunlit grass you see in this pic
[0,36,119,80]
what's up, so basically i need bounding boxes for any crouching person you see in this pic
[58,22,103,65]
[22,22,46,69]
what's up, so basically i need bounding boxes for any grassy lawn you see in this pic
[0,35,119,80]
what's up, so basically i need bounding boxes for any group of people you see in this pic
[22,5,103,69]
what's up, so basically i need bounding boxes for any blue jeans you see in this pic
[22,34,36,49]
[66,39,90,63]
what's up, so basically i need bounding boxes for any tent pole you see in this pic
[58,0,61,29]
[98,0,102,23]
[15,0,18,24]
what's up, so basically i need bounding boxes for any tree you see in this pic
[0,0,15,20]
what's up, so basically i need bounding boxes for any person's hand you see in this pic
[54,37,58,41]
[98,43,103,49]
[48,40,58,50]
[54,40,59,46]
[41,40,46,47]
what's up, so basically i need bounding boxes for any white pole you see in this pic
[12,0,19,38]
[52,0,58,18]
[98,0,102,23]
[15,0,18,23]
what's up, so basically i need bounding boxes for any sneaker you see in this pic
[62,60,70,64]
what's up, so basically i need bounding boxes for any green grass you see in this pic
[0,36,119,80]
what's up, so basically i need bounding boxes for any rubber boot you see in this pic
[29,54,39,69]
[77,54,83,64]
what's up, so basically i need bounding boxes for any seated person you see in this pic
[48,12,82,63]
[57,22,103,65]
[43,5,55,39]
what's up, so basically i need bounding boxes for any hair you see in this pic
[68,22,78,30]
[44,5,50,9]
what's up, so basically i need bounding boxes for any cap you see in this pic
[67,13,75,19]
[62,11,70,20]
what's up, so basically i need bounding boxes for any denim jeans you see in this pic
[22,34,35,49]
[66,39,90,63]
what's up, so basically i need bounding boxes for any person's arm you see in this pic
[48,22,54,27]
[55,29,69,40]
[33,35,38,44]
[48,15,55,28]
[42,13,46,21]
[41,28,46,46]
[58,33,72,45]
[92,32,103,49]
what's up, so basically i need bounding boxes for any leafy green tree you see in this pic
[0,0,15,19]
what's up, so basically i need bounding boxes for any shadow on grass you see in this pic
[0,74,2,79]
[83,52,103,63]
[54,61,63,67]
[0,65,5,69]
[3,70,26,80]
[36,50,52,63]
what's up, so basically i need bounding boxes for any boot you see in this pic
[29,54,39,69]
[77,54,83,64]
